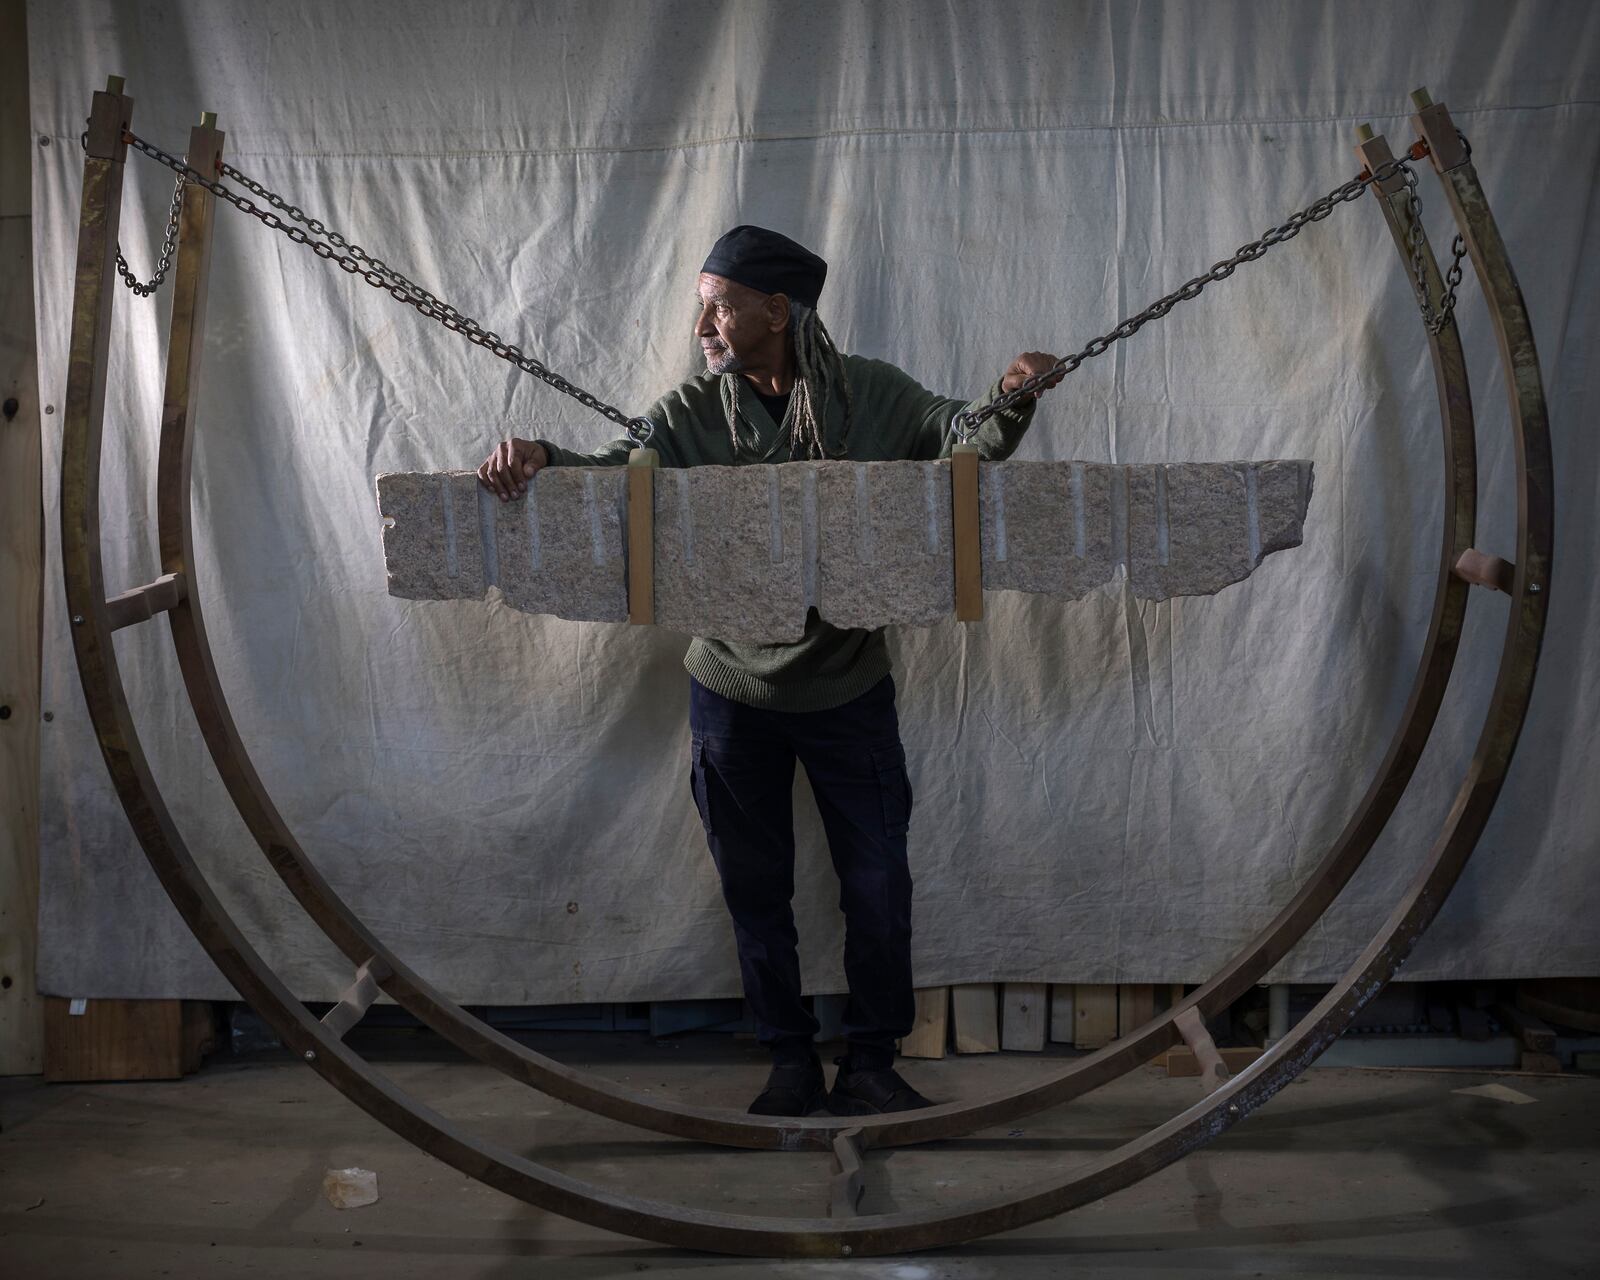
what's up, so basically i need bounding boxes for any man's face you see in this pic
[694,272,784,375]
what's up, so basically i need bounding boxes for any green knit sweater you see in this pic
[538,355,1037,711]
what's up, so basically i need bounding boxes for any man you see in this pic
[479,226,1060,1116]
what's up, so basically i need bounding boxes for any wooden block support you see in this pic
[1174,1004,1231,1090]
[320,957,392,1042]
[45,997,215,1082]
[1118,983,1156,1036]
[1073,983,1118,1049]
[1454,548,1516,594]
[828,1127,865,1218]
[1491,1002,1556,1055]
[951,983,999,1053]
[1002,983,1047,1051]
[899,986,949,1059]
[1048,984,1075,1042]
[626,448,657,624]
[950,443,982,621]
[105,571,187,631]
[0,0,42,1078]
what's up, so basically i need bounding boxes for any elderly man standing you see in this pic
[480,226,1059,1117]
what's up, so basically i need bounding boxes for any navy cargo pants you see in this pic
[688,675,915,1069]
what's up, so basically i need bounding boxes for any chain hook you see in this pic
[624,416,656,448]
[949,409,980,446]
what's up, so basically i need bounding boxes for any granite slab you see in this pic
[375,459,1313,639]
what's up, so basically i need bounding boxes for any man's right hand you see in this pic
[478,437,548,501]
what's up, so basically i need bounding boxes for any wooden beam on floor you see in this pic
[44,998,215,1082]
[951,983,999,1053]
[899,986,948,1059]
[1073,983,1117,1049]
[1118,983,1156,1036]
[1001,983,1047,1051]
[0,0,42,1078]
[1048,984,1075,1042]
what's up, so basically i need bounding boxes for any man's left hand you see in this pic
[1001,351,1064,397]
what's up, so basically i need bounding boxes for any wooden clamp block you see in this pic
[627,448,657,624]
[1409,87,1469,173]
[950,443,982,621]
[1354,129,1410,196]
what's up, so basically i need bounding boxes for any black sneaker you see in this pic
[748,1056,828,1116]
[826,1056,935,1115]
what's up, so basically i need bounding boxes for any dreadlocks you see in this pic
[720,302,853,461]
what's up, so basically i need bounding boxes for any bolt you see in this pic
[1228,1103,1240,1114]
[841,1245,853,1256]
[1,975,12,990]
[2,398,17,421]
[43,711,54,722]
[71,614,84,626]
[0,705,10,720]
[566,901,579,914]
[44,404,55,415]
[1529,583,1541,594]
[304,1049,317,1061]
[38,135,49,147]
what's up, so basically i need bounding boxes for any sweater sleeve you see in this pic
[535,394,675,469]
[535,433,637,468]
[856,357,1038,462]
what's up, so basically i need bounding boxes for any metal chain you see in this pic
[1402,166,1469,335]
[955,150,1430,441]
[114,171,187,296]
[119,132,654,445]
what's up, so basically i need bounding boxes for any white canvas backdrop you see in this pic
[28,0,1600,1002]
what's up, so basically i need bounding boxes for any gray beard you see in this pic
[703,347,743,375]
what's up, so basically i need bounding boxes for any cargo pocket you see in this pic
[871,744,913,838]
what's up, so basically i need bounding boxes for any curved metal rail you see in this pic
[60,83,1548,1255]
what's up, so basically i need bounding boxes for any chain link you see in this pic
[954,150,1437,441]
[108,126,1459,448]
[117,131,654,444]
[114,171,187,296]
[1402,166,1469,335]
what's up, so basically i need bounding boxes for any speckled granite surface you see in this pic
[376,459,1312,638]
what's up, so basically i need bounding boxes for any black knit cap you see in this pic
[700,225,827,308]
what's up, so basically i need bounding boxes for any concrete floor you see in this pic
[0,1031,1594,1279]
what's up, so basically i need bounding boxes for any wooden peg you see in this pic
[200,111,218,128]
[1409,86,1433,110]
[950,444,982,621]
[106,74,125,95]
[1454,548,1515,594]
[627,449,658,625]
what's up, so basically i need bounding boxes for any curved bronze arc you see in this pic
[64,92,1546,1256]
[149,145,1476,1153]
